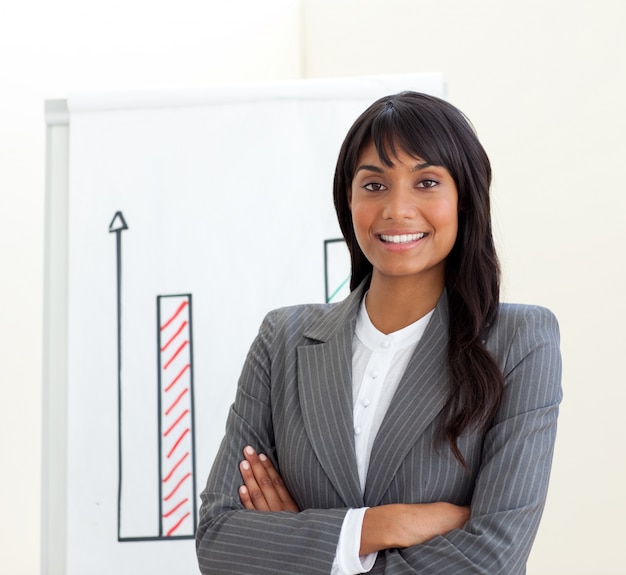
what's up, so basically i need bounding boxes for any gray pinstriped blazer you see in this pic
[196,280,562,574]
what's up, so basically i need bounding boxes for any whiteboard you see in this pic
[43,73,444,574]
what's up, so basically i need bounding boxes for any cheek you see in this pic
[434,199,458,233]
[350,204,373,239]
[349,206,374,256]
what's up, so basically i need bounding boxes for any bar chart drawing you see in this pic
[109,211,197,542]
[157,295,197,538]
[324,238,351,303]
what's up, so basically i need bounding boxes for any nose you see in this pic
[382,187,417,220]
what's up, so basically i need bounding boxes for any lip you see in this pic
[376,231,428,251]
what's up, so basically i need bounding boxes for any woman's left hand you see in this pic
[238,446,300,512]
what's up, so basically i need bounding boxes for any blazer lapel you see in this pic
[297,283,367,509]
[364,293,450,506]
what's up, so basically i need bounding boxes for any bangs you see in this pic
[366,98,455,171]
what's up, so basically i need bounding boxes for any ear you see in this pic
[347,186,352,209]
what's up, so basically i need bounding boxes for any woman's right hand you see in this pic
[238,446,300,513]
[361,502,470,555]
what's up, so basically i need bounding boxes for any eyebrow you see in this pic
[355,161,433,174]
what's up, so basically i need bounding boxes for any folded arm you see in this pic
[238,445,470,554]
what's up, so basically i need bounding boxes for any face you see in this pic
[349,140,458,290]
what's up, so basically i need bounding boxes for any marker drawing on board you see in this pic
[157,294,197,538]
[324,238,351,303]
[108,211,128,542]
[109,211,196,542]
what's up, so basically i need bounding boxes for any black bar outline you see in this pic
[324,238,349,303]
[156,293,197,540]
[156,297,163,537]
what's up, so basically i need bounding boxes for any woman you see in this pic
[196,92,562,574]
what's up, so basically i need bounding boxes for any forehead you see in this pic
[355,139,439,175]
[356,138,428,167]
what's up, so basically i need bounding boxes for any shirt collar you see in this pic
[354,292,435,352]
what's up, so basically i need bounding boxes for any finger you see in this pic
[258,454,299,512]
[242,446,285,511]
[239,457,270,511]
[238,485,256,510]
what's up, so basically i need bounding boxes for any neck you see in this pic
[364,272,444,334]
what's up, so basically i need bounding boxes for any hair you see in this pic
[332,91,504,467]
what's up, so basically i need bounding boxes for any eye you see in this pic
[362,182,387,192]
[418,179,438,189]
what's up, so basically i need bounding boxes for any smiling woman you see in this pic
[196,92,562,575]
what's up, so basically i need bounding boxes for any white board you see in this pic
[57,73,444,574]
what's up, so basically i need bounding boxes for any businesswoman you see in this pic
[196,92,562,574]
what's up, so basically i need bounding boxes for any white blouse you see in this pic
[332,296,434,574]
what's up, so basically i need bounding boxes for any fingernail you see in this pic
[239,485,247,494]
[244,446,255,455]
[241,460,250,470]
[259,453,267,461]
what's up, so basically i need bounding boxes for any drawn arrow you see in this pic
[109,211,128,541]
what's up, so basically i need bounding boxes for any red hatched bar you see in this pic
[158,294,196,538]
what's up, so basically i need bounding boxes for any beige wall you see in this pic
[302,2,626,573]
[1,0,624,573]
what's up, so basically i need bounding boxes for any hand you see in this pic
[238,446,300,512]
[361,502,470,555]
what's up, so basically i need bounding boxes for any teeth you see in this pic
[380,233,425,244]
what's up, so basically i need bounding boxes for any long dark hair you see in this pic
[333,91,504,466]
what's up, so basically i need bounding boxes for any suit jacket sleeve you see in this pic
[376,305,562,574]
[196,309,349,575]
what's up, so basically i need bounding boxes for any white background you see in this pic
[1,1,625,574]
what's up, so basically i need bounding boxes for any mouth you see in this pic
[379,233,426,244]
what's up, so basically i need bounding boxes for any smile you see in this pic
[379,233,426,244]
